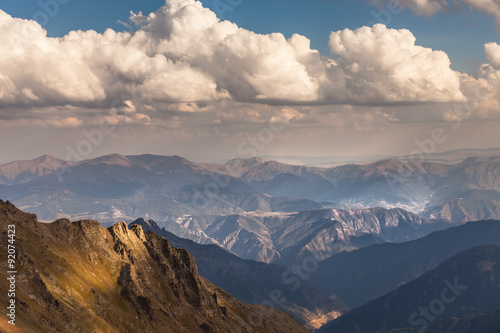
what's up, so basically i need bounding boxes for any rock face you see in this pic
[132,218,348,330]
[0,200,310,333]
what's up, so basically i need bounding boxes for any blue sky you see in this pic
[2,0,498,74]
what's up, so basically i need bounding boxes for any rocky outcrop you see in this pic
[0,200,310,333]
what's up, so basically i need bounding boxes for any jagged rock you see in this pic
[0,200,310,333]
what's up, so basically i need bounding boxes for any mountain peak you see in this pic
[131,218,162,233]
[225,156,267,166]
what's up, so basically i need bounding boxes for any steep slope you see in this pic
[310,219,500,308]
[0,201,310,333]
[415,308,500,333]
[318,245,500,333]
[131,218,348,329]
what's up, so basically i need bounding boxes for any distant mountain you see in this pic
[1,153,499,223]
[319,245,500,333]
[158,208,452,264]
[310,219,500,308]
[0,155,72,185]
[131,218,348,329]
[262,146,500,167]
[424,197,500,222]
[0,200,309,333]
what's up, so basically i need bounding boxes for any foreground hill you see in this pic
[0,201,309,333]
[310,219,500,308]
[131,218,348,329]
[319,245,500,333]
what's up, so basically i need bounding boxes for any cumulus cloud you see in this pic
[485,42,500,68]
[0,0,466,111]
[441,42,500,122]
[326,24,465,104]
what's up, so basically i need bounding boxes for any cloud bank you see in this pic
[0,0,466,111]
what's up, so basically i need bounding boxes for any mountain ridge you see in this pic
[0,200,310,333]
[130,217,349,329]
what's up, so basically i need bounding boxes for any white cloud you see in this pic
[0,0,467,112]
[443,43,500,122]
[485,42,500,68]
[326,24,465,104]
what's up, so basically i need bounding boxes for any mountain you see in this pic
[262,147,500,167]
[0,155,72,185]
[414,308,500,333]
[1,153,500,223]
[0,154,339,222]
[318,245,500,333]
[1,153,499,225]
[0,201,309,333]
[131,218,348,329]
[310,219,500,308]
[160,208,452,264]
[423,196,500,222]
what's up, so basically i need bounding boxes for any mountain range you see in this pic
[309,219,500,308]
[156,208,453,264]
[0,153,499,224]
[2,201,499,331]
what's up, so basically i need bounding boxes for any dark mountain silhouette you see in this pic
[310,219,500,308]
[318,245,500,333]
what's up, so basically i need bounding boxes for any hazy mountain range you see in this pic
[1,153,499,268]
[263,147,500,167]
[0,153,499,225]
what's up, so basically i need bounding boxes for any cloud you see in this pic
[372,0,446,16]
[442,43,500,122]
[326,24,465,104]
[485,42,500,68]
[463,0,500,28]
[0,0,466,112]
[385,0,500,28]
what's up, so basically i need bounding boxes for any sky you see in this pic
[0,0,500,164]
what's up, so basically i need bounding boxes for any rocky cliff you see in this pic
[0,200,309,332]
